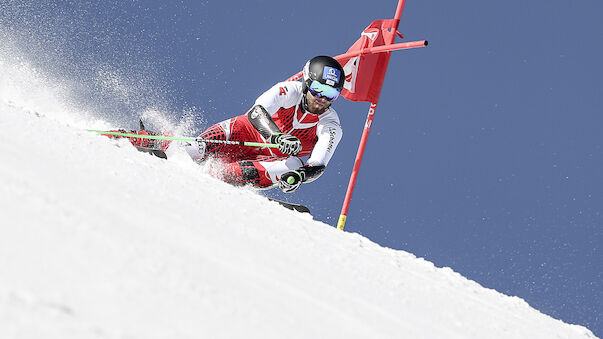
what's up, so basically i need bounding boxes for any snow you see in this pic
[0,52,597,339]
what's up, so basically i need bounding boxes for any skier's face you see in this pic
[306,90,333,114]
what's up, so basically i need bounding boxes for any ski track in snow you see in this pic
[0,53,598,339]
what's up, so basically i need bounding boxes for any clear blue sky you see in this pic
[2,0,601,335]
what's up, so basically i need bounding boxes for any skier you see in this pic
[110,56,344,194]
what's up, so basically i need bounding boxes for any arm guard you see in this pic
[299,165,326,183]
[247,105,281,140]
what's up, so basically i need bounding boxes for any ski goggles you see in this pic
[308,80,342,101]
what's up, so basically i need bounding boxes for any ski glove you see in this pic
[271,133,302,156]
[279,170,304,193]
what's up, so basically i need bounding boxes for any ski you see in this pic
[268,198,311,214]
[134,146,167,159]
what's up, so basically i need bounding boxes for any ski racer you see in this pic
[110,56,344,194]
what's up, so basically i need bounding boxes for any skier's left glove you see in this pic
[279,170,305,193]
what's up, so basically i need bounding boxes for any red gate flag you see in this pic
[336,19,399,103]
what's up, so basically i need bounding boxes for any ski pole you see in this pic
[87,129,279,149]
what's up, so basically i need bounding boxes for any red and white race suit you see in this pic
[185,81,343,188]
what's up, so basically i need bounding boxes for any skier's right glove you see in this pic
[271,133,302,156]
[279,170,304,193]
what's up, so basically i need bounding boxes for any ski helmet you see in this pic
[301,56,344,112]
[302,56,344,95]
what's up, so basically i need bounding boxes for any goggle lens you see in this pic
[308,80,341,101]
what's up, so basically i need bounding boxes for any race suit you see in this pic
[185,81,343,188]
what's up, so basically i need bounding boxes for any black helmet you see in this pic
[302,56,345,93]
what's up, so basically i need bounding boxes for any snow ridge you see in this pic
[0,52,597,339]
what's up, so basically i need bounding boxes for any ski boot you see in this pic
[104,120,172,159]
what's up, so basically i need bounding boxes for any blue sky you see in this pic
[2,0,601,335]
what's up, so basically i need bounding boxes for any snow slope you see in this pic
[0,54,597,339]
